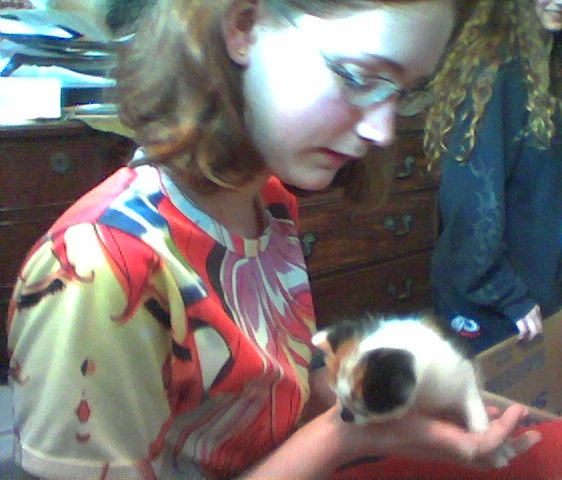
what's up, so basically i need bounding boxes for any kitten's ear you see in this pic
[312,330,333,355]
[312,330,338,374]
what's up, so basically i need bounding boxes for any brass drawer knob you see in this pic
[300,232,318,259]
[386,277,415,301]
[395,155,416,179]
[383,214,413,237]
[50,151,72,175]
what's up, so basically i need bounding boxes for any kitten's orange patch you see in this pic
[326,337,363,390]
[350,359,366,399]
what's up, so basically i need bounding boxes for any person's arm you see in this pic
[432,62,539,331]
[241,361,540,479]
[240,402,540,480]
[8,224,174,480]
[299,363,336,422]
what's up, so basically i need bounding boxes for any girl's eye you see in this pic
[342,72,369,90]
[332,64,369,90]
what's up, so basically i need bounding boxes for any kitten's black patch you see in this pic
[362,348,416,414]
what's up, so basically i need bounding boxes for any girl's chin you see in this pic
[287,177,336,192]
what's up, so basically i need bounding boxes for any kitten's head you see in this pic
[312,318,418,424]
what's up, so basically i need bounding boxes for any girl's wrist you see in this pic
[241,406,359,479]
[313,405,375,467]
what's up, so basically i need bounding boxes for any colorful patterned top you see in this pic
[7,163,315,479]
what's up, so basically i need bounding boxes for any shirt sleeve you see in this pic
[431,62,538,324]
[8,222,176,479]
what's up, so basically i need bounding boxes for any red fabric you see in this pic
[332,420,562,480]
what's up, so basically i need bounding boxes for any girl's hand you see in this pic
[240,402,541,479]
[336,403,542,470]
[516,304,543,341]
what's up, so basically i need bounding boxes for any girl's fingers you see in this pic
[509,429,543,455]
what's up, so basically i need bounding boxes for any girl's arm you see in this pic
[241,384,540,479]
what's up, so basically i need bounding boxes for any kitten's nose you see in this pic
[340,407,355,423]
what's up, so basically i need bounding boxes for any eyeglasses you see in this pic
[320,54,405,108]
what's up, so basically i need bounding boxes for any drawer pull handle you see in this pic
[300,232,318,259]
[395,155,416,179]
[383,214,413,237]
[50,152,72,175]
[386,277,415,301]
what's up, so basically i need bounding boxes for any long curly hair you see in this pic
[424,0,558,169]
[114,0,458,207]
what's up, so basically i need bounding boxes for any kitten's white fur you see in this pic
[313,315,516,468]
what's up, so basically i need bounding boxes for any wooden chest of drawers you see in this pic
[299,116,437,328]
[0,121,134,382]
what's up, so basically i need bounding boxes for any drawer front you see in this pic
[0,204,67,289]
[310,250,432,329]
[299,189,437,276]
[0,297,7,383]
[296,136,432,210]
[390,132,434,193]
[0,132,131,208]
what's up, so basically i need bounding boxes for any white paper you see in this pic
[0,15,74,38]
[8,64,115,88]
[0,77,61,124]
[0,8,110,42]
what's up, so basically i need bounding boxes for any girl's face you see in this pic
[242,0,455,191]
[536,0,562,31]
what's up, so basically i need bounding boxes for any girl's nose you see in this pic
[354,100,397,147]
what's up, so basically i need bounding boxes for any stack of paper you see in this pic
[0,7,117,115]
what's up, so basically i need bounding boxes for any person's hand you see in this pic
[336,403,542,470]
[515,304,543,342]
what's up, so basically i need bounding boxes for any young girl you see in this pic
[7,1,548,479]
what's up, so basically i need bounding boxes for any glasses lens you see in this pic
[397,89,433,116]
[347,82,401,108]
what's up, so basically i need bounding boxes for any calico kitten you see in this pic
[312,314,515,467]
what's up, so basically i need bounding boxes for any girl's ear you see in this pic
[222,0,260,66]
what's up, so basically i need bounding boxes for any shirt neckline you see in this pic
[157,167,273,257]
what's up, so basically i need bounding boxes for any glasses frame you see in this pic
[319,54,406,108]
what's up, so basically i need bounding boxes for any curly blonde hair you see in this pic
[424,0,558,168]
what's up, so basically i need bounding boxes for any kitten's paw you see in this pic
[492,443,517,468]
